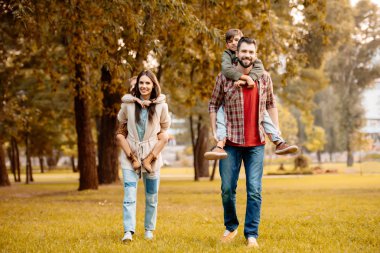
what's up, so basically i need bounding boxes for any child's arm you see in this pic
[159,103,171,133]
[248,59,265,81]
[121,94,142,104]
[152,94,166,104]
[122,94,148,108]
[221,51,242,81]
[221,51,263,87]
[116,106,133,156]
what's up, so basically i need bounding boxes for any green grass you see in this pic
[1,172,380,252]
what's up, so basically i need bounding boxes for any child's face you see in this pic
[226,35,241,52]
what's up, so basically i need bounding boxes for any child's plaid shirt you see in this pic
[208,71,277,145]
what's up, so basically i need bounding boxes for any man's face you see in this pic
[236,42,257,68]
[226,35,241,52]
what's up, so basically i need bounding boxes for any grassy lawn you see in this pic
[0,172,379,252]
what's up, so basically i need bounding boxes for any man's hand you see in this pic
[234,80,246,88]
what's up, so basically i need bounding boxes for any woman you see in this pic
[116,70,171,242]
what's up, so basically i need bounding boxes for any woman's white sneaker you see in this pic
[145,230,154,240]
[122,231,133,242]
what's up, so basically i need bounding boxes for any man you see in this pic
[208,37,278,248]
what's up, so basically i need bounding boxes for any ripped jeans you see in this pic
[122,169,160,233]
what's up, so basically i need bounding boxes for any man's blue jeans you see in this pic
[219,144,265,239]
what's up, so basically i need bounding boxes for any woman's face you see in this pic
[138,75,154,98]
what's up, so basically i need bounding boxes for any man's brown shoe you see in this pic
[275,142,299,155]
[247,237,259,248]
[142,152,157,173]
[204,146,228,160]
[221,229,238,243]
[127,152,141,171]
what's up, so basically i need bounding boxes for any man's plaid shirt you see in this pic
[208,71,276,145]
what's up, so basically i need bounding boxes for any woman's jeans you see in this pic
[216,106,283,143]
[122,169,160,233]
[219,144,265,239]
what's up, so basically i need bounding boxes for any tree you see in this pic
[314,87,344,161]
[327,0,380,166]
[97,65,121,184]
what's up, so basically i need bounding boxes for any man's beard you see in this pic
[238,57,254,68]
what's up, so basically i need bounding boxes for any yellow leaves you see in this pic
[352,132,373,152]
[305,125,326,152]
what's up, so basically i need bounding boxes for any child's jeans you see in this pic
[216,107,227,141]
[216,106,284,143]
[122,169,160,233]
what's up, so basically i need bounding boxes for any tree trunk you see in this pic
[7,145,16,182]
[71,156,78,172]
[39,156,44,173]
[28,154,34,182]
[210,160,217,181]
[74,63,98,191]
[25,130,33,184]
[194,123,210,179]
[97,65,120,184]
[189,115,198,180]
[347,143,354,167]
[14,138,20,182]
[317,150,321,164]
[0,137,10,186]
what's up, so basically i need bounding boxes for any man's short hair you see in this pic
[237,37,257,51]
[225,29,244,43]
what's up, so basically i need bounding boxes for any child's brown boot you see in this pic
[204,146,228,160]
[127,152,141,171]
[275,142,299,155]
[142,152,157,173]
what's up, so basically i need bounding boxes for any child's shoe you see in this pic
[204,146,228,160]
[142,152,157,173]
[275,142,298,155]
[127,152,141,170]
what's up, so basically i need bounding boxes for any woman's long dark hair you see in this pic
[132,70,161,124]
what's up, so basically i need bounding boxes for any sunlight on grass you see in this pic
[1,173,379,252]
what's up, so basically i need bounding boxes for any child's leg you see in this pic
[204,107,228,160]
[262,111,284,145]
[216,106,227,147]
[150,132,169,157]
[116,133,141,170]
[142,132,169,173]
[116,134,133,156]
[262,111,299,155]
